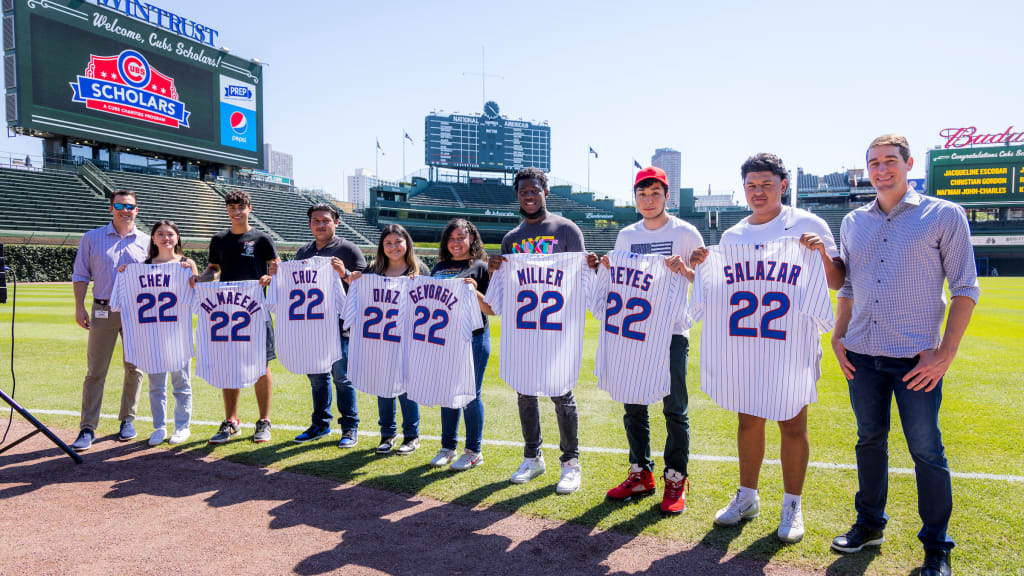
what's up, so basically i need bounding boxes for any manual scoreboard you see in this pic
[425,101,550,172]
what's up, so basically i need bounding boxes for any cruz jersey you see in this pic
[485,252,592,397]
[591,252,688,405]
[266,257,345,375]
[110,262,194,374]
[687,238,834,421]
[342,274,408,398]
[403,277,484,408]
[193,280,268,389]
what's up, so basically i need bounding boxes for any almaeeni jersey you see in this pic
[194,280,268,389]
[342,274,409,398]
[403,276,484,408]
[687,238,834,421]
[110,262,194,374]
[591,251,688,405]
[267,257,345,375]
[484,252,592,397]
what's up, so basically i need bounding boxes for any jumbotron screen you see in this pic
[425,101,550,172]
[929,144,1024,204]
[5,0,264,167]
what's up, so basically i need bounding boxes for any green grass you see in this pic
[1,279,1021,575]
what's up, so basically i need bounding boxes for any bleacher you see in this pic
[579,224,619,253]
[339,211,380,245]
[106,171,234,239]
[408,183,463,208]
[0,167,112,233]
[408,180,603,214]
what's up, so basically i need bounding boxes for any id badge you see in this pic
[94,309,109,319]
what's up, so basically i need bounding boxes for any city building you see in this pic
[651,148,682,210]
[347,168,397,210]
[263,143,294,181]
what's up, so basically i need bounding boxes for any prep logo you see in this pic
[224,84,253,102]
[69,50,191,128]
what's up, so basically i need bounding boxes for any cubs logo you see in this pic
[69,50,191,128]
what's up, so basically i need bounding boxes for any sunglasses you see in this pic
[113,203,137,211]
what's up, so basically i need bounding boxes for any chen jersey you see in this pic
[194,280,268,389]
[342,274,408,398]
[267,257,345,375]
[110,262,194,374]
[403,277,484,408]
[591,252,688,405]
[485,252,592,397]
[687,238,834,420]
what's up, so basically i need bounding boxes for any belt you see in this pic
[94,298,110,306]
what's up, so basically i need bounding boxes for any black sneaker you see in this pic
[253,419,272,443]
[831,523,885,553]
[921,550,951,576]
[337,429,358,449]
[208,419,241,445]
[396,437,420,455]
[376,436,398,455]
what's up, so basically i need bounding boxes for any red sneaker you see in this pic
[606,465,656,501]
[660,472,689,514]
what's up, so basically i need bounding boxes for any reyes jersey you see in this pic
[485,252,593,397]
[687,238,834,421]
[193,280,268,389]
[591,252,688,405]
[267,257,345,375]
[342,274,408,398]
[110,262,194,374]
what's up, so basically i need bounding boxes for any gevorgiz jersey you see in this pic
[484,252,592,397]
[342,274,408,398]
[110,262,194,374]
[193,280,268,389]
[591,251,688,405]
[687,238,834,421]
[266,257,345,375]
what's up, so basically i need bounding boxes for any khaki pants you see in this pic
[80,302,144,431]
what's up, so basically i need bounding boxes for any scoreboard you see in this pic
[425,101,550,172]
[928,144,1024,204]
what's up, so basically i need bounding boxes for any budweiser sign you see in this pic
[940,126,1024,148]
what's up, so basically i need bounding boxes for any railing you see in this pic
[78,160,116,199]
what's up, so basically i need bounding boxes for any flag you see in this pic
[377,138,385,155]
[589,146,599,158]
[633,159,642,170]
[404,131,414,145]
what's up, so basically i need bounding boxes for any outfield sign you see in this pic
[928,145,1024,204]
[93,0,219,46]
[939,126,1024,149]
[971,235,1024,246]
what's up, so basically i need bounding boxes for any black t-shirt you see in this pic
[431,259,489,336]
[209,228,278,282]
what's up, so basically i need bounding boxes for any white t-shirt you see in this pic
[720,206,838,258]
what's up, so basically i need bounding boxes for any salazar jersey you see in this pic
[403,277,484,408]
[485,252,592,397]
[687,238,834,421]
[110,262,194,374]
[194,280,268,389]
[342,274,408,398]
[267,257,345,375]
[591,252,688,405]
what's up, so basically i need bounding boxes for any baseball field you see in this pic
[0,278,1020,575]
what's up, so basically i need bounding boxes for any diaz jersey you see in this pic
[591,252,689,405]
[687,238,834,421]
[194,280,268,389]
[485,252,593,397]
[403,277,484,408]
[267,257,345,375]
[342,274,408,398]
[110,262,194,374]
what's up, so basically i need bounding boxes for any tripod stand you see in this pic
[0,387,83,463]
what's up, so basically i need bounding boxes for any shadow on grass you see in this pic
[824,547,882,575]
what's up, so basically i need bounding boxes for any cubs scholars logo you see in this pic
[229,111,248,135]
[69,50,191,128]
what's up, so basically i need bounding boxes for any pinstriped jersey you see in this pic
[484,252,593,397]
[266,257,345,375]
[110,262,194,374]
[591,252,688,405]
[687,238,834,421]
[342,274,408,398]
[193,280,267,389]
[403,277,484,408]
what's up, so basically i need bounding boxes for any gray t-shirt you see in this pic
[500,212,586,255]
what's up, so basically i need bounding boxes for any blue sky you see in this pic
[4,0,1021,205]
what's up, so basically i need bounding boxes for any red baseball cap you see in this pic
[634,166,669,190]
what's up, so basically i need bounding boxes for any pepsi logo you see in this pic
[230,111,248,135]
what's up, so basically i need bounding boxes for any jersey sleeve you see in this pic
[685,256,709,327]
[589,264,611,321]
[578,254,595,312]
[808,213,840,259]
[332,274,346,319]
[665,262,689,324]
[109,267,126,313]
[341,279,359,326]
[484,266,505,315]
[462,281,484,339]
[798,245,835,333]
[265,274,280,313]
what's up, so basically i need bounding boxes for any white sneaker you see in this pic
[777,501,805,543]
[714,489,760,526]
[555,458,582,495]
[429,448,458,468]
[509,454,546,484]
[449,449,483,471]
[148,428,167,446]
[169,428,191,445]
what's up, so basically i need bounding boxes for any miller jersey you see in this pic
[342,274,409,398]
[267,257,345,375]
[194,280,268,389]
[110,262,194,374]
[485,252,592,397]
[687,238,834,421]
[403,277,484,408]
[591,252,689,405]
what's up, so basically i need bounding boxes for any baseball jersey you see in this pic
[109,262,194,374]
[193,280,268,389]
[342,274,409,398]
[403,276,484,408]
[484,252,593,397]
[687,238,834,421]
[591,251,689,405]
[266,257,345,375]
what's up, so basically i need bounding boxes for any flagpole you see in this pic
[402,133,406,183]
[375,138,379,180]
[587,147,591,194]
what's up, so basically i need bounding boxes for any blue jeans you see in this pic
[148,360,191,431]
[623,335,689,475]
[378,394,419,438]
[307,337,359,432]
[440,326,491,453]
[846,350,954,552]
